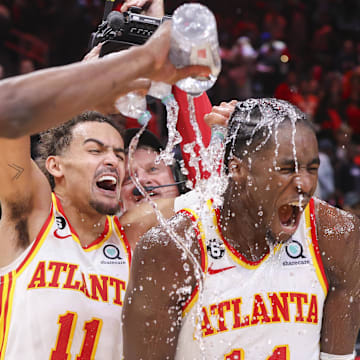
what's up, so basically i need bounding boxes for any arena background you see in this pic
[0,0,359,355]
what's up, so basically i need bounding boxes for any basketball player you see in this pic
[0,21,209,359]
[123,99,360,360]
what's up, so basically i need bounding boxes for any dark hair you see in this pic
[224,98,315,172]
[36,111,124,189]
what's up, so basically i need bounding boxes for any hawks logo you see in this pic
[207,238,225,259]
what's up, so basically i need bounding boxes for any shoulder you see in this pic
[133,212,198,267]
[315,197,359,240]
[314,198,360,285]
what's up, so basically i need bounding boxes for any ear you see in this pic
[46,155,63,180]
[228,157,248,183]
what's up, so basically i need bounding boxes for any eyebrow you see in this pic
[278,157,320,166]
[83,138,125,153]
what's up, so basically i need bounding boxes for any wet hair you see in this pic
[224,98,315,172]
[36,111,124,189]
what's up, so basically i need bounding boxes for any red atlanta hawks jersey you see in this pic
[0,193,131,360]
[175,197,328,360]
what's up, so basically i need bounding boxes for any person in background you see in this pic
[120,128,184,212]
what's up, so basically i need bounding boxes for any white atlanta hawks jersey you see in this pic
[175,197,328,360]
[0,193,131,360]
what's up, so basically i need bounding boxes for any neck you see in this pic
[54,191,108,247]
[219,188,270,262]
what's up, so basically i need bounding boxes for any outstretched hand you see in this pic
[144,21,210,84]
[93,79,151,115]
[204,100,238,128]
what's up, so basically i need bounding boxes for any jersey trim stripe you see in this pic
[113,217,132,268]
[177,208,207,316]
[81,216,112,252]
[306,199,329,294]
[182,284,200,317]
[0,271,15,360]
[16,202,55,276]
[52,193,111,251]
[178,208,208,273]
[212,205,270,269]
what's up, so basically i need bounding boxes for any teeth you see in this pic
[288,200,306,207]
[98,175,117,184]
[288,201,300,206]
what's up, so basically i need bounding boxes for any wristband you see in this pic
[320,351,356,360]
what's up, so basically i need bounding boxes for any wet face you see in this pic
[55,121,125,215]
[238,122,319,244]
[121,147,179,211]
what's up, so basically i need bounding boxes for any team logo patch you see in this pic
[207,238,225,259]
[101,244,126,265]
[282,239,310,267]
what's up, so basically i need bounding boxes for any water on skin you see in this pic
[131,97,359,357]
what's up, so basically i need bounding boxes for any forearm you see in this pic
[0,46,154,138]
[174,86,212,184]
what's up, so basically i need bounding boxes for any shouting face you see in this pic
[51,121,125,215]
[232,121,319,244]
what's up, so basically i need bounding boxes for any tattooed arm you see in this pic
[0,135,52,267]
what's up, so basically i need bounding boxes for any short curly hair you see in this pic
[224,98,315,173]
[35,111,124,189]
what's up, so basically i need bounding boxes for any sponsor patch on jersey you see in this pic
[207,238,225,260]
[101,244,126,265]
[281,238,310,267]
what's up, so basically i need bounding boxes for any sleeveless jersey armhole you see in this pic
[176,208,208,316]
[306,198,329,295]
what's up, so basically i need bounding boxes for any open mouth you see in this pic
[96,175,117,192]
[278,202,301,229]
[134,190,158,202]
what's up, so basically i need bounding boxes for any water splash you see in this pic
[227,98,305,169]
[126,97,206,355]
[156,94,183,167]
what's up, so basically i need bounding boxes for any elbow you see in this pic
[0,102,33,139]
[0,118,29,139]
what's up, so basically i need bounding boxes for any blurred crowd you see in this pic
[0,0,359,217]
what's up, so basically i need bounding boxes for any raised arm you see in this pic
[121,0,215,184]
[173,87,212,183]
[317,200,360,355]
[0,21,209,139]
[122,215,198,359]
[0,135,52,267]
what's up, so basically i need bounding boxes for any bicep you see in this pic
[0,137,50,213]
[320,209,360,353]
[321,280,360,353]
